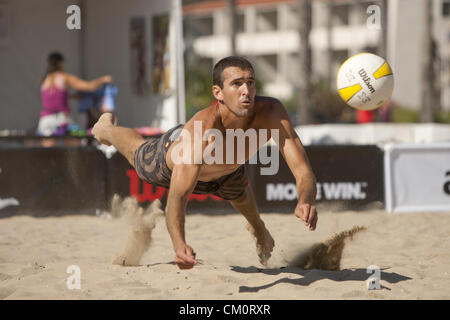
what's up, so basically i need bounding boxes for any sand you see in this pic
[0,200,449,300]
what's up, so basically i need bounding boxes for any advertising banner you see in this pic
[0,147,107,217]
[252,145,384,212]
[107,145,384,213]
[0,144,385,216]
[106,152,236,213]
[384,143,450,212]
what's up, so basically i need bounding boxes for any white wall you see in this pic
[0,0,82,130]
[388,0,423,111]
[434,0,450,111]
[0,0,177,131]
[83,0,173,129]
[387,0,450,112]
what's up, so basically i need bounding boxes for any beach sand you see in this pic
[0,202,449,300]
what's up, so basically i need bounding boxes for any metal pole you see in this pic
[174,0,186,124]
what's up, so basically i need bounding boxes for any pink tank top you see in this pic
[40,73,69,117]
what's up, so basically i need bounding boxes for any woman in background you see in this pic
[38,52,112,146]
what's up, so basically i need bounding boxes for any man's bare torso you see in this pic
[166,96,279,182]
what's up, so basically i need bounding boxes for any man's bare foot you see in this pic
[246,222,275,266]
[92,113,116,146]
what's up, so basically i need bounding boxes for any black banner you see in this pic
[106,153,236,213]
[252,145,384,212]
[0,145,384,217]
[0,300,441,318]
[0,146,107,217]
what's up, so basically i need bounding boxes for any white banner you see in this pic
[384,143,450,212]
[295,123,450,146]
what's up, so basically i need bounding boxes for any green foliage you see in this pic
[390,103,450,123]
[311,80,355,123]
[185,66,213,119]
[183,64,448,124]
[435,111,450,124]
[280,91,298,114]
[391,105,419,123]
[280,80,355,124]
[184,65,265,120]
[182,0,206,5]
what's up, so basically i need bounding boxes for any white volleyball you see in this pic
[336,53,394,111]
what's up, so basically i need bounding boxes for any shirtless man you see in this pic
[92,56,318,270]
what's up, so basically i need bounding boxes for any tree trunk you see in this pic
[420,0,434,122]
[326,0,333,88]
[377,0,388,58]
[227,0,237,56]
[431,37,441,116]
[296,0,313,125]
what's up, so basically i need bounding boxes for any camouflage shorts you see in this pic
[134,124,248,201]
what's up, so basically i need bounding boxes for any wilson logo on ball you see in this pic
[337,53,394,111]
[358,69,375,94]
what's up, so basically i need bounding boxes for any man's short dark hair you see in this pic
[213,56,255,88]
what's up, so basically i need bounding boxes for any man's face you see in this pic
[213,67,256,118]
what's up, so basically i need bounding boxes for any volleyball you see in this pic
[336,53,394,111]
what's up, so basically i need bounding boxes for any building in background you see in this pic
[0,0,186,131]
[1,0,449,131]
[183,0,450,115]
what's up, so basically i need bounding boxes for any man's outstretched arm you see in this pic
[165,162,201,269]
[268,100,318,230]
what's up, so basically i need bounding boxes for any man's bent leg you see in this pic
[229,186,275,266]
[92,113,146,167]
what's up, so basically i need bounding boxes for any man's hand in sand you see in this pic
[295,203,318,231]
[92,113,117,146]
[174,244,197,270]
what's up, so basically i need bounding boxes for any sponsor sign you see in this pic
[106,153,235,213]
[252,145,384,211]
[109,145,384,213]
[0,147,107,217]
[384,143,450,212]
[0,144,384,216]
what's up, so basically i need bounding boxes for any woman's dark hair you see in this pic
[213,56,255,88]
[46,52,65,75]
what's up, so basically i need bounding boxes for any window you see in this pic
[333,4,349,26]
[185,15,213,37]
[443,0,450,17]
[332,50,349,83]
[255,54,278,82]
[236,12,245,33]
[256,10,278,32]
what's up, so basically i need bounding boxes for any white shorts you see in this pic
[37,112,73,136]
